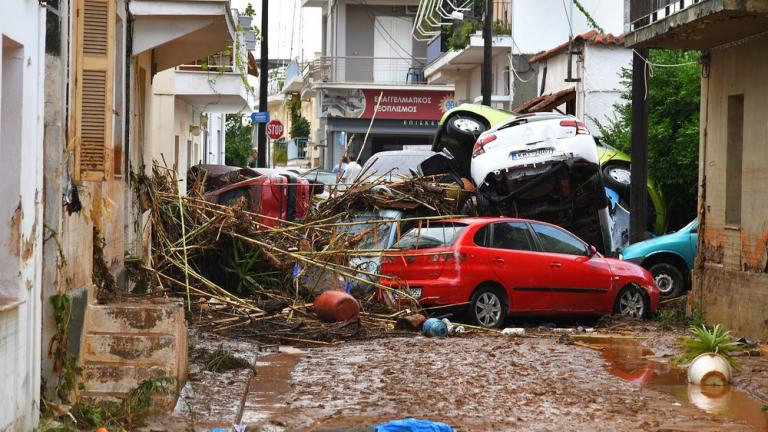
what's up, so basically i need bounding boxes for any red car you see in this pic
[380,217,659,328]
[196,165,319,227]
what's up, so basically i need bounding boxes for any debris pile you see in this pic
[135,163,474,344]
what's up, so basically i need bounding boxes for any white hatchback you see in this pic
[469,112,613,252]
[471,113,600,188]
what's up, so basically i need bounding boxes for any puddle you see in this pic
[240,346,305,425]
[578,336,768,430]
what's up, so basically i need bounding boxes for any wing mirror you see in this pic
[588,245,598,257]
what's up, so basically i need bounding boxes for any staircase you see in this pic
[80,299,187,403]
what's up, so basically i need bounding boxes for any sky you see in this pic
[231,0,323,64]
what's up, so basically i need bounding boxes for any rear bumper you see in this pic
[381,276,463,306]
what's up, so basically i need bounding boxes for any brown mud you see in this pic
[247,335,766,431]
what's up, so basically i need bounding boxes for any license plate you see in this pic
[510,148,554,160]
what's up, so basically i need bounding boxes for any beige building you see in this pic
[626,0,768,339]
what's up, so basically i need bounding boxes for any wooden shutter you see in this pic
[71,0,114,181]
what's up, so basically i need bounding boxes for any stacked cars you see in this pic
[433,103,667,248]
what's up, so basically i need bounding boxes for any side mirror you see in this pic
[588,245,598,257]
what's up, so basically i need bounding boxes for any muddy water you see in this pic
[578,336,768,430]
[240,346,305,425]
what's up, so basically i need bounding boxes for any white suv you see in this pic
[470,113,613,252]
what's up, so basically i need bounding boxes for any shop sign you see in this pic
[320,88,455,120]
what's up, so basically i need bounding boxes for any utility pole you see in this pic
[481,0,493,106]
[257,0,269,168]
[630,48,649,243]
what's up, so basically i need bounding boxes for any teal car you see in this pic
[620,219,698,298]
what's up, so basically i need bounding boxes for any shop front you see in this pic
[316,87,455,169]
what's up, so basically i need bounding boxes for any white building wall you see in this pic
[0,1,46,430]
[147,69,204,186]
[535,44,631,134]
[512,0,624,54]
[205,112,227,164]
[582,44,632,133]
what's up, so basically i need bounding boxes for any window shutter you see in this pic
[71,0,114,181]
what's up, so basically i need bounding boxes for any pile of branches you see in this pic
[137,163,465,344]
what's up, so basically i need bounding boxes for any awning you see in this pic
[130,0,236,72]
[514,87,576,114]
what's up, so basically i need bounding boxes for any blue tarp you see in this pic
[374,418,454,432]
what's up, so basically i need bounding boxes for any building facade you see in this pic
[147,12,256,182]
[288,0,456,170]
[527,30,631,135]
[0,1,46,429]
[0,0,245,428]
[626,0,768,339]
[424,0,626,112]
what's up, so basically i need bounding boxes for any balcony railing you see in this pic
[307,56,428,85]
[629,0,704,31]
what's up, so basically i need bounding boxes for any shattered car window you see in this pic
[393,224,467,250]
[341,215,395,250]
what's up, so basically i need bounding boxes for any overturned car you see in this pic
[468,112,613,252]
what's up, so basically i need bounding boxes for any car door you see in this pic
[480,221,553,312]
[530,223,612,313]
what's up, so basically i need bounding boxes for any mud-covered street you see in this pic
[149,320,768,432]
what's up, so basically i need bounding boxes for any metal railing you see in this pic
[177,51,236,73]
[629,0,705,31]
[306,56,429,85]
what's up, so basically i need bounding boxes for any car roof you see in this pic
[425,217,540,225]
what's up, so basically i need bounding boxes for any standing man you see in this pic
[341,155,362,184]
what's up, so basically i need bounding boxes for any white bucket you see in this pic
[687,352,732,386]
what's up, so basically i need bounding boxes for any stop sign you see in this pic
[266,120,284,140]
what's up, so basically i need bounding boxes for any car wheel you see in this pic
[649,263,684,298]
[602,162,631,197]
[470,286,507,328]
[474,193,500,216]
[613,285,649,319]
[446,115,486,142]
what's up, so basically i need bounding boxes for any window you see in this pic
[393,224,467,250]
[491,222,534,251]
[474,225,490,247]
[71,0,116,181]
[531,223,587,256]
[726,94,744,226]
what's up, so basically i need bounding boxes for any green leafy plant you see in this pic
[762,404,768,412]
[656,308,684,329]
[574,0,604,34]
[221,239,264,296]
[676,324,745,370]
[73,377,177,429]
[594,50,701,230]
[492,19,511,36]
[224,114,254,167]
[291,116,310,139]
[447,19,483,50]
[205,346,253,372]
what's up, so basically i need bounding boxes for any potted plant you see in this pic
[677,324,744,386]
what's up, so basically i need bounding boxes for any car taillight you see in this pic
[431,251,466,262]
[560,119,590,135]
[472,134,497,158]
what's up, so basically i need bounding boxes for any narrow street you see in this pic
[147,319,768,431]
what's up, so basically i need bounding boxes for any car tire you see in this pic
[602,162,631,198]
[613,284,650,319]
[446,115,486,143]
[469,285,507,328]
[648,262,685,299]
[474,194,497,216]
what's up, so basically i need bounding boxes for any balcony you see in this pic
[130,0,236,71]
[425,32,513,84]
[626,0,768,49]
[175,53,252,113]
[305,56,433,87]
